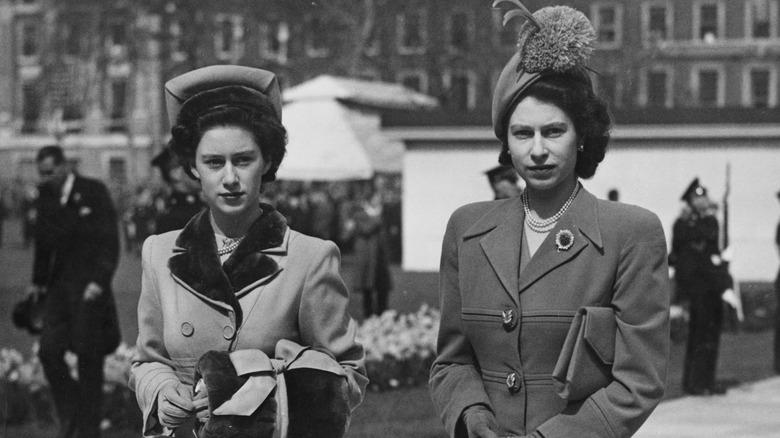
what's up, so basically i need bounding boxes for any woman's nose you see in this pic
[530,133,547,157]
[222,164,239,185]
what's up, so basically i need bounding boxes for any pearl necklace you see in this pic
[218,236,245,256]
[522,182,580,233]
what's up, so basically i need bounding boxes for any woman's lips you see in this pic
[220,192,244,200]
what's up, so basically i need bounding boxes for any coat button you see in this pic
[222,325,236,340]
[501,309,517,330]
[181,322,194,337]
[506,372,521,393]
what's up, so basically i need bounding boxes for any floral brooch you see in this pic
[555,229,574,252]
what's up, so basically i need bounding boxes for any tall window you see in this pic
[643,2,672,42]
[592,4,622,47]
[746,0,776,39]
[696,2,722,41]
[748,68,772,107]
[596,73,618,108]
[695,68,722,107]
[18,21,39,57]
[214,14,244,60]
[63,21,81,56]
[21,82,41,133]
[108,157,127,186]
[444,71,475,111]
[397,8,427,54]
[646,69,670,107]
[259,20,289,63]
[304,15,329,57]
[109,80,127,121]
[448,10,471,52]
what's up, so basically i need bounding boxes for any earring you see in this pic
[577,143,584,152]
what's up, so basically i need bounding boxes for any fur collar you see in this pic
[168,203,287,327]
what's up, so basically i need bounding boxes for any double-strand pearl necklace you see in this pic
[522,182,580,233]
[218,236,245,256]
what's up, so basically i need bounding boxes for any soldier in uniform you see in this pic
[150,147,204,234]
[485,164,523,200]
[669,178,733,395]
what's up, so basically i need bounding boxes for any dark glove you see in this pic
[462,405,500,438]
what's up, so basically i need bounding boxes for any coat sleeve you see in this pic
[86,180,120,291]
[429,212,493,438]
[536,211,671,438]
[297,239,369,411]
[128,235,181,437]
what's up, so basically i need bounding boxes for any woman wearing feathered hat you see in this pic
[429,3,670,437]
[129,65,368,437]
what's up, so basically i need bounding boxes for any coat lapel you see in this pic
[464,197,524,306]
[518,188,603,294]
[168,203,287,327]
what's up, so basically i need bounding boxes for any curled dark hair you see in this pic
[169,105,287,182]
[498,72,611,179]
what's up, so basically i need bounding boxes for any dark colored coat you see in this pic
[669,212,732,298]
[430,188,670,438]
[153,190,204,234]
[33,175,120,356]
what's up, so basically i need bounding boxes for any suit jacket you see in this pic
[129,205,368,437]
[429,188,670,438]
[33,174,120,355]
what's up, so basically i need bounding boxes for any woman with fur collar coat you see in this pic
[129,66,368,437]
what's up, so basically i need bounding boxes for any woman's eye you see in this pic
[513,129,533,138]
[544,128,565,137]
[204,159,223,169]
[234,156,254,166]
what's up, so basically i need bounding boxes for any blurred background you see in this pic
[1,0,779,436]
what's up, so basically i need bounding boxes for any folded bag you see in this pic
[552,306,616,401]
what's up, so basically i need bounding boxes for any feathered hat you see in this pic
[491,0,597,141]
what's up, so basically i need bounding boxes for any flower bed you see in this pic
[0,305,441,426]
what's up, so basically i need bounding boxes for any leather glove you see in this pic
[193,378,210,424]
[462,405,500,438]
[157,382,195,429]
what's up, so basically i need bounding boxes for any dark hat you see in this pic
[491,2,596,140]
[681,178,707,203]
[485,165,518,184]
[164,65,282,128]
[11,294,46,335]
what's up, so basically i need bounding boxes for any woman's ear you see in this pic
[190,165,200,180]
[262,160,272,175]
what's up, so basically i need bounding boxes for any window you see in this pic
[108,157,127,185]
[21,82,41,133]
[169,20,187,61]
[214,14,244,60]
[447,10,471,52]
[259,20,289,62]
[746,0,777,39]
[109,80,127,120]
[444,71,475,111]
[493,8,522,47]
[109,22,127,48]
[695,2,722,42]
[596,72,618,107]
[364,26,380,57]
[693,67,723,107]
[304,15,329,57]
[397,70,428,94]
[644,68,672,107]
[18,21,39,58]
[744,66,776,107]
[643,2,672,42]
[62,21,81,56]
[397,8,427,54]
[592,4,623,47]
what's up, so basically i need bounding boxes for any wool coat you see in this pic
[129,205,368,437]
[430,188,670,438]
[33,174,120,356]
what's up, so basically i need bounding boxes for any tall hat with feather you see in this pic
[491,0,597,141]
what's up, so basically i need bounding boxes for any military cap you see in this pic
[681,177,707,203]
[485,165,519,185]
[491,2,596,141]
[164,65,282,128]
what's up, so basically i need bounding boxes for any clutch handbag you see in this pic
[552,306,616,401]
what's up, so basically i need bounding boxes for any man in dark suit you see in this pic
[26,145,120,438]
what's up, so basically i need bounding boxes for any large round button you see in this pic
[181,322,194,337]
[222,325,236,340]
[501,309,517,331]
[506,372,521,393]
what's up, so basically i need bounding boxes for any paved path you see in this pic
[636,376,780,437]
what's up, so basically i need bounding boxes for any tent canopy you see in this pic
[282,75,438,110]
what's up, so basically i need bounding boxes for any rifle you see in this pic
[721,162,743,322]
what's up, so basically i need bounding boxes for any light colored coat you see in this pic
[429,188,670,438]
[129,207,367,437]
